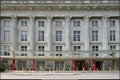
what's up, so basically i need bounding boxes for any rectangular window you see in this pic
[73,31,80,41]
[73,21,80,27]
[56,31,62,41]
[56,46,62,51]
[4,30,10,41]
[21,20,27,27]
[92,46,99,51]
[21,31,27,41]
[91,20,98,26]
[4,20,10,27]
[110,45,116,50]
[73,46,81,51]
[21,46,27,51]
[38,46,44,51]
[110,31,116,41]
[55,21,62,27]
[109,20,115,26]
[4,45,10,51]
[38,21,44,27]
[92,31,98,41]
[38,31,44,41]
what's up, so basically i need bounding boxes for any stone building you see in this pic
[0,0,119,71]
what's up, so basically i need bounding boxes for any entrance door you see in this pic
[76,61,83,70]
[96,61,103,70]
[36,61,45,71]
[55,61,64,71]
[17,60,27,70]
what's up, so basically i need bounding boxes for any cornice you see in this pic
[1,1,119,11]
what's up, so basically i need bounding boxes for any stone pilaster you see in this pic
[29,15,35,51]
[65,15,71,51]
[102,15,108,50]
[84,15,90,51]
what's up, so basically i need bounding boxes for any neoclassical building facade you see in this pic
[0,0,119,71]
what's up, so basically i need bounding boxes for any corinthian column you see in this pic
[102,15,108,50]
[12,15,18,51]
[84,15,90,51]
[29,15,35,51]
[65,15,71,51]
[46,15,52,51]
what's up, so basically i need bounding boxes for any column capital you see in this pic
[29,15,34,19]
[11,15,17,19]
[47,15,53,20]
[102,15,108,21]
[84,15,90,21]
[65,15,71,22]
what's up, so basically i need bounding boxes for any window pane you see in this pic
[110,20,115,26]
[38,21,44,27]
[56,31,62,41]
[55,21,62,27]
[73,31,80,41]
[21,31,27,41]
[21,20,27,27]
[4,20,10,27]
[110,31,115,41]
[38,31,44,41]
[4,30,10,41]
[92,31,98,41]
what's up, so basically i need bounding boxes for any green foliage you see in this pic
[0,67,5,72]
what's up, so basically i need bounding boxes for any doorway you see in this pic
[96,61,103,70]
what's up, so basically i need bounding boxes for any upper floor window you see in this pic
[110,30,116,41]
[56,46,62,51]
[4,20,11,27]
[55,21,62,27]
[38,21,44,27]
[73,46,81,51]
[110,45,116,50]
[92,31,98,41]
[21,20,27,27]
[38,46,44,51]
[73,21,80,27]
[91,20,98,27]
[38,31,44,41]
[21,46,27,51]
[109,20,115,26]
[92,46,99,51]
[4,45,10,51]
[56,31,62,41]
[73,31,80,41]
[4,30,10,41]
[21,31,27,41]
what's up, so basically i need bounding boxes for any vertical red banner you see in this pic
[32,60,35,71]
[12,59,15,70]
[72,60,76,71]
[83,60,87,70]
[92,60,96,71]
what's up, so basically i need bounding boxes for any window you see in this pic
[56,31,62,41]
[91,20,98,26]
[4,20,10,27]
[92,31,98,41]
[21,46,27,51]
[4,30,10,41]
[110,45,116,50]
[56,46,62,51]
[109,20,115,26]
[4,45,10,56]
[38,46,44,51]
[38,31,44,41]
[73,21,80,27]
[38,21,44,27]
[55,21,62,27]
[73,46,81,51]
[21,20,27,27]
[110,31,116,41]
[21,31,27,41]
[73,31,80,41]
[92,46,99,51]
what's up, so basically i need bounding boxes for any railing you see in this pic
[1,0,119,4]
[0,50,119,59]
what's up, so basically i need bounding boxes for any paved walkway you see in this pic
[1,71,119,79]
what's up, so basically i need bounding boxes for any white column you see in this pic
[65,15,71,51]
[102,15,108,50]
[84,15,90,51]
[12,15,18,51]
[29,15,35,51]
[46,15,52,51]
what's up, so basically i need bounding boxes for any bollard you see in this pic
[109,67,111,71]
[97,68,98,71]
[89,68,91,71]
[83,68,84,71]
